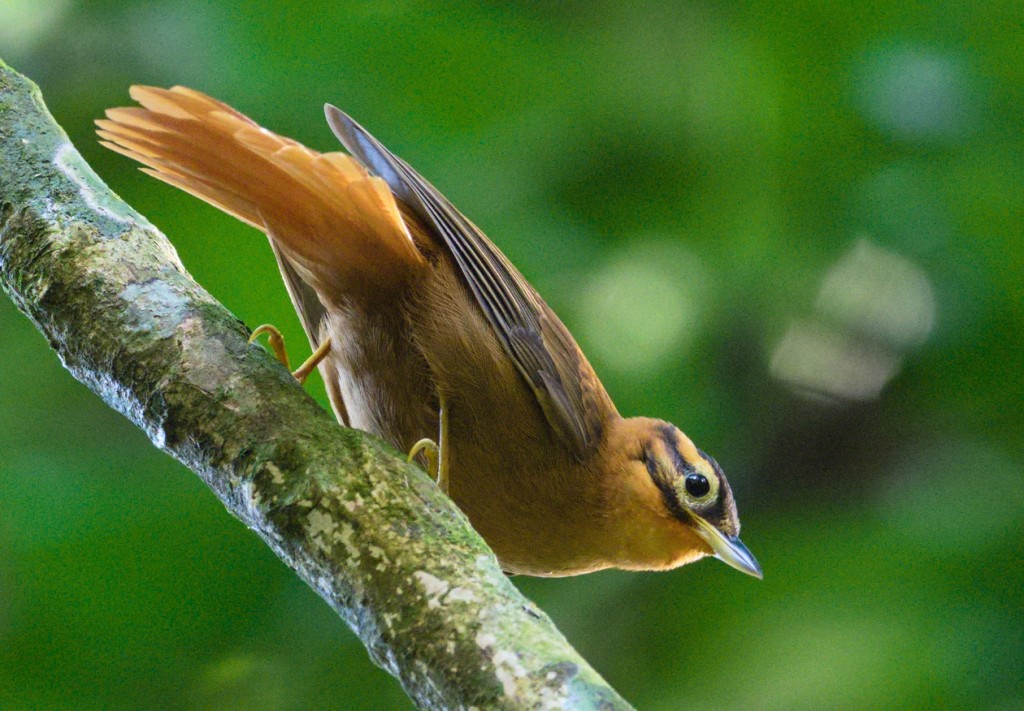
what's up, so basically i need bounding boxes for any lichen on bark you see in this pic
[0,60,633,710]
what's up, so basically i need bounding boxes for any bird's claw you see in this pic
[249,324,330,385]
[409,393,449,493]
[249,323,290,368]
[408,438,440,481]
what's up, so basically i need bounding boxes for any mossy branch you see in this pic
[0,60,632,711]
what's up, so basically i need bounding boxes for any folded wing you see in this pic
[325,106,617,457]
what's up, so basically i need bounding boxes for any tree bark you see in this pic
[0,60,632,711]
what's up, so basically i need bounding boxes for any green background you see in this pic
[1,1,1022,709]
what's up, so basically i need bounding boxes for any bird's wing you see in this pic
[266,234,349,427]
[325,106,616,457]
[267,234,328,342]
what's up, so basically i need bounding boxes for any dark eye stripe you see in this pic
[641,442,660,481]
[643,430,694,524]
[659,425,693,476]
[697,448,724,479]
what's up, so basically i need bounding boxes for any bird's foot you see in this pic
[408,438,440,480]
[249,324,331,385]
[408,394,450,493]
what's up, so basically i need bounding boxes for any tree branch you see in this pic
[0,60,632,711]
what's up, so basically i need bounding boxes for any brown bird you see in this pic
[97,86,761,578]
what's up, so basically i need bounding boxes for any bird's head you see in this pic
[603,418,762,578]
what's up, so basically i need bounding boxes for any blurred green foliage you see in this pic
[1,1,1022,709]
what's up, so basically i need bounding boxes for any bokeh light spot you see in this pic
[854,45,975,144]
[577,241,705,374]
[770,319,900,401]
[771,239,934,401]
[816,239,936,348]
[192,653,288,710]
[0,0,70,59]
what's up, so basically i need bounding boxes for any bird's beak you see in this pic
[690,515,763,579]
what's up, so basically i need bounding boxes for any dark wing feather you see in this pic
[325,106,614,456]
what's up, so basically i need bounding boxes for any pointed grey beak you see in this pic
[690,515,763,579]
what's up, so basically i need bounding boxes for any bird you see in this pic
[97,86,761,579]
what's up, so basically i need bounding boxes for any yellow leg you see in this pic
[406,393,449,493]
[437,395,449,493]
[249,324,331,385]
[292,338,332,385]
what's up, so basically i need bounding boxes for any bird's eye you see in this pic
[685,473,711,498]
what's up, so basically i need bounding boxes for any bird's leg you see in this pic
[437,395,449,492]
[291,338,332,384]
[407,393,449,493]
[249,324,331,385]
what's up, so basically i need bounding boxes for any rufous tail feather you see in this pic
[97,86,425,300]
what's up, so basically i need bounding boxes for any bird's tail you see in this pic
[97,86,425,299]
